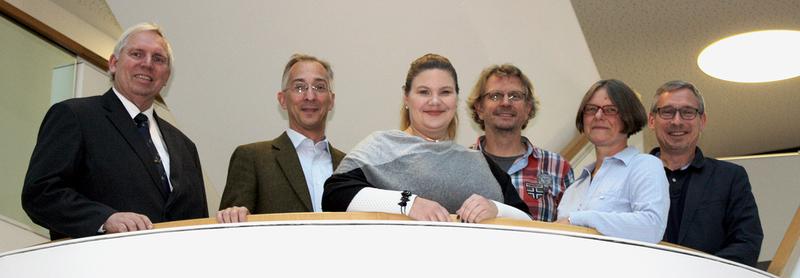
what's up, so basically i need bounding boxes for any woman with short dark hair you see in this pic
[557,79,669,243]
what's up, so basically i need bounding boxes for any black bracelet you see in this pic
[398,190,412,215]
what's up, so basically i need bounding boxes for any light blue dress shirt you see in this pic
[557,146,669,243]
[286,129,332,212]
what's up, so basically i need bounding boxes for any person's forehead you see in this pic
[289,61,327,80]
[658,88,699,106]
[487,74,522,86]
[412,69,455,85]
[125,31,167,52]
[588,88,613,103]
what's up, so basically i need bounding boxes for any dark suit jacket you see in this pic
[22,90,209,239]
[652,147,763,266]
[219,132,345,213]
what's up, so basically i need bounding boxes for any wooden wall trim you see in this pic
[768,206,800,276]
[0,0,108,71]
[561,134,589,161]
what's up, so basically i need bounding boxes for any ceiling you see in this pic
[571,0,800,157]
[53,0,799,158]
[50,0,121,38]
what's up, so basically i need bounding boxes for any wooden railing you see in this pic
[153,212,601,234]
[152,212,697,251]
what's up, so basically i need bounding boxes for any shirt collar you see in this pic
[113,87,154,120]
[578,146,640,178]
[521,136,539,159]
[612,146,640,166]
[475,135,535,157]
[649,146,706,169]
[286,128,329,150]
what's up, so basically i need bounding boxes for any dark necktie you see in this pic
[134,113,171,198]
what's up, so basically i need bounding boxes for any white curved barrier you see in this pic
[0,220,773,277]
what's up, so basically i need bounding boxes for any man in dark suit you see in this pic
[217,54,344,222]
[648,80,763,266]
[22,23,208,240]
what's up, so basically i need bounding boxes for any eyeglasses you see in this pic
[483,91,526,103]
[287,82,330,95]
[655,106,701,120]
[583,104,619,116]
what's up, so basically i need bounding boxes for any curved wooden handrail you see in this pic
[153,212,599,235]
[153,212,699,251]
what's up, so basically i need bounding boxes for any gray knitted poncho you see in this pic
[335,130,503,213]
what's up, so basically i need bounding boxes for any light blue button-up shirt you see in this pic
[286,129,332,212]
[557,146,669,243]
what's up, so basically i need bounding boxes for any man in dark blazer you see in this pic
[22,23,208,240]
[217,54,344,222]
[648,80,763,266]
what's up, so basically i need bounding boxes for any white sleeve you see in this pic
[492,200,532,220]
[347,187,417,216]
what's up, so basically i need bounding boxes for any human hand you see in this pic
[103,212,153,234]
[456,194,498,223]
[408,197,451,222]
[216,206,250,223]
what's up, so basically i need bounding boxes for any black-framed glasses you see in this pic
[655,106,701,120]
[583,104,619,116]
[287,82,330,95]
[483,91,526,103]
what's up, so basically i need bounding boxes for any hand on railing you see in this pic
[216,206,250,223]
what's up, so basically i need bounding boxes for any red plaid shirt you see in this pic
[474,136,574,222]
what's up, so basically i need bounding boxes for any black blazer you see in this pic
[22,90,208,239]
[653,147,763,266]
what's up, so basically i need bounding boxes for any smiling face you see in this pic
[474,75,532,133]
[648,88,706,155]
[583,88,628,149]
[278,61,335,137]
[108,30,171,108]
[403,69,457,139]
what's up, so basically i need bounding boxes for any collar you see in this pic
[286,128,329,150]
[609,145,639,166]
[649,146,706,169]
[580,146,640,176]
[113,87,154,120]
[474,135,535,158]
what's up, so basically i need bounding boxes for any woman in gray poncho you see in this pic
[322,54,530,223]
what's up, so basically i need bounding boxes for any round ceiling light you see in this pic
[698,30,800,83]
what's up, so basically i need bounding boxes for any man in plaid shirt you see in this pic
[467,64,574,222]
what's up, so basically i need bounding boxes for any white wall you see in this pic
[107,0,601,197]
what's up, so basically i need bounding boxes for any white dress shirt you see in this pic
[113,88,172,191]
[286,129,332,212]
